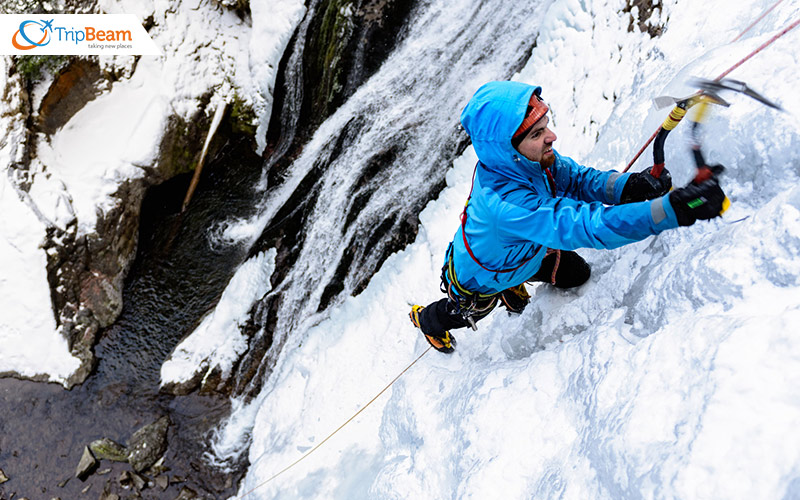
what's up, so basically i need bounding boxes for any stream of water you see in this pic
[0,134,261,499]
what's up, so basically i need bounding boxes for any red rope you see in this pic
[716,16,800,81]
[624,14,800,172]
[545,248,561,285]
[730,0,786,43]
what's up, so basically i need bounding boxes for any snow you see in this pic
[204,0,800,498]
[0,0,304,383]
[160,248,276,386]
[0,58,80,382]
[33,57,169,233]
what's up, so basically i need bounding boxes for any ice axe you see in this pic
[647,77,781,180]
[684,97,731,215]
[645,91,727,180]
[681,79,780,214]
[670,77,781,216]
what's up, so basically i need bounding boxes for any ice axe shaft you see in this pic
[688,99,731,215]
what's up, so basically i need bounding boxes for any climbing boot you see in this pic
[499,283,530,314]
[409,305,456,353]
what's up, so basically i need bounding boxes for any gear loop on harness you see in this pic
[440,244,498,331]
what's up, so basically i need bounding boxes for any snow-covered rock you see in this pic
[0,0,304,386]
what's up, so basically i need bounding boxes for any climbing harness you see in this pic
[238,346,433,499]
[441,247,498,330]
[625,13,800,173]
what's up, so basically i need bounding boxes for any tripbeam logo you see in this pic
[1,14,159,55]
[12,19,53,50]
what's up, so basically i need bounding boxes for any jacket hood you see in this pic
[460,81,546,184]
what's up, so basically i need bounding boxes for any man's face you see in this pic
[516,115,557,168]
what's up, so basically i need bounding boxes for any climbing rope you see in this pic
[238,345,433,499]
[624,10,800,172]
[730,0,786,42]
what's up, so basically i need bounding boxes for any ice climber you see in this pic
[409,81,728,353]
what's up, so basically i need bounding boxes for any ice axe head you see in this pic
[690,77,783,111]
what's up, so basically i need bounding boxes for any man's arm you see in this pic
[552,153,632,204]
[496,191,679,251]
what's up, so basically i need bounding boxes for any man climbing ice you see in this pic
[410,80,727,353]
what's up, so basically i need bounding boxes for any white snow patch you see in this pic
[161,248,276,386]
[0,57,81,383]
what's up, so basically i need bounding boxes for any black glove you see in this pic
[620,166,672,204]
[668,174,727,226]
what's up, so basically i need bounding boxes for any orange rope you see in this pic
[238,346,433,499]
[545,248,562,285]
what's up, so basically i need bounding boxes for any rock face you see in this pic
[126,416,170,473]
[36,59,104,135]
[4,55,213,387]
[304,0,417,129]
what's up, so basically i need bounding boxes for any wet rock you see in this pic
[0,467,8,483]
[119,469,146,490]
[99,493,120,500]
[119,469,132,487]
[126,416,170,473]
[147,456,168,475]
[174,486,198,500]
[90,438,129,462]
[304,0,417,129]
[155,475,169,490]
[75,446,98,480]
[36,59,104,135]
[131,471,147,490]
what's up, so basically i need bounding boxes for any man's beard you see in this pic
[540,152,555,168]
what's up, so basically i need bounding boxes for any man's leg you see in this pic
[410,295,497,353]
[530,250,591,289]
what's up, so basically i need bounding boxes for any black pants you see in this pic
[417,251,590,337]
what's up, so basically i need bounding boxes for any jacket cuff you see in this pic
[606,171,631,204]
[651,195,679,230]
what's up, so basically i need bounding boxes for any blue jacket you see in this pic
[449,81,679,295]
